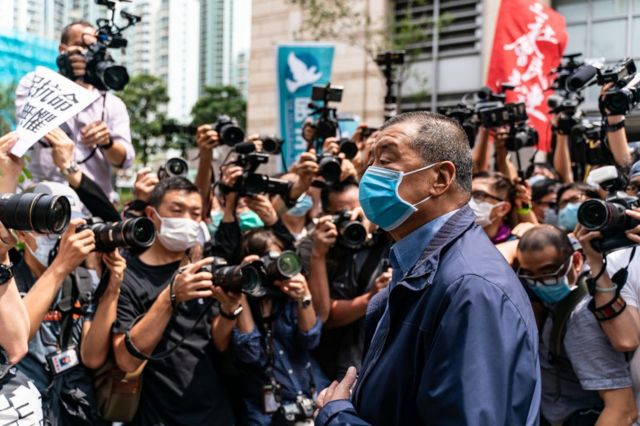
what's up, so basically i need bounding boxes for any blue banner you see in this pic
[276,43,335,169]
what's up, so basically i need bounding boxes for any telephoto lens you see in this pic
[317,154,342,185]
[79,217,156,252]
[210,263,265,297]
[0,193,71,234]
[578,199,631,232]
[261,135,283,155]
[332,211,367,249]
[338,138,358,159]
[158,157,189,180]
[214,115,245,146]
[261,251,302,281]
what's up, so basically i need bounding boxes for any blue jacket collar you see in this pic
[396,205,476,291]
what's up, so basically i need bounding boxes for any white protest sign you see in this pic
[12,66,100,157]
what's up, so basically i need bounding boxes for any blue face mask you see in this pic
[239,210,264,232]
[528,275,572,304]
[543,208,559,226]
[559,202,581,231]
[359,163,437,231]
[287,194,313,217]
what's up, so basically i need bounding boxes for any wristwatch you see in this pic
[100,137,115,150]
[0,263,14,286]
[297,295,312,309]
[59,160,80,177]
[220,304,243,320]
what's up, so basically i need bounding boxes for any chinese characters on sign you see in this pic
[12,66,99,157]
[487,0,568,152]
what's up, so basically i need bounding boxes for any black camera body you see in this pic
[214,115,245,146]
[0,193,71,234]
[316,152,342,186]
[577,167,639,252]
[440,104,477,148]
[233,152,292,199]
[597,58,636,86]
[332,210,367,249]
[309,83,343,145]
[158,157,188,180]
[77,217,156,252]
[478,102,528,128]
[276,395,315,425]
[601,73,640,115]
[203,251,302,298]
[260,135,284,155]
[506,124,538,152]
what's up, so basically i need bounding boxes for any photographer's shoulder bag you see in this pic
[94,354,146,422]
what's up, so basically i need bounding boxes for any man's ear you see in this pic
[431,161,456,196]
[572,251,583,274]
[494,201,512,219]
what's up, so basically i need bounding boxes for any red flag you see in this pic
[486,0,568,152]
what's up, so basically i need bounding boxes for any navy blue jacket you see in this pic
[316,206,541,426]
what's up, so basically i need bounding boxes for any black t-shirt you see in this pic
[113,256,234,426]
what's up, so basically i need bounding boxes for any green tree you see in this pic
[119,74,169,165]
[0,83,17,135]
[191,85,247,129]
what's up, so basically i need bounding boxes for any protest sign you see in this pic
[12,66,99,157]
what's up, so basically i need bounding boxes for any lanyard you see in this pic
[77,92,108,165]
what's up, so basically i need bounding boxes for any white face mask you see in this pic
[27,234,59,267]
[153,209,202,252]
[469,197,496,227]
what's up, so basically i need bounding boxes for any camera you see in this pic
[597,58,636,86]
[316,153,342,186]
[337,138,358,159]
[0,193,71,234]
[332,210,367,249]
[478,102,528,128]
[204,251,302,298]
[441,104,477,148]
[552,54,598,93]
[158,157,188,180]
[231,150,293,199]
[309,83,343,143]
[506,124,538,152]
[260,135,283,155]
[77,217,156,252]
[577,166,639,252]
[56,1,139,90]
[601,73,640,115]
[275,395,315,425]
[214,115,245,146]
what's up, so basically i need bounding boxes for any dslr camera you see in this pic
[308,84,343,143]
[0,193,71,234]
[77,217,156,252]
[158,157,189,180]
[315,138,358,186]
[598,58,640,115]
[230,144,293,201]
[477,102,528,128]
[440,104,477,148]
[57,0,140,90]
[203,251,302,298]
[332,210,367,249]
[275,395,315,425]
[577,166,639,252]
[214,115,245,146]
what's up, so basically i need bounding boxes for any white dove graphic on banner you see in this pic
[285,52,322,93]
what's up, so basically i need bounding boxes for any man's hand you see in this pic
[81,121,110,147]
[172,258,215,303]
[339,156,358,182]
[275,273,310,300]
[45,128,75,171]
[103,250,126,293]
[514,179,532,210]
[316,366,358,411]
[196,125,220,152]
[322,137,340,155]
[0,132,24,191]
[574,223,604,272]
[0,222,17,261]
[245,195,278,226]
[53,219,96,275]
[312,216,337,257]
[212,287,243,314]
[221,165,243,188]
[133,167,159,202]
[65,46,87,79]
[625,208,640,244]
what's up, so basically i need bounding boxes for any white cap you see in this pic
[30,181,84,220]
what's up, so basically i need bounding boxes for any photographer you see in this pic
[15,20,134,197]
[112,176,235,426]
[469,172,518,244]
[557,182,601,232]
[517,225,636,425]
[531,179,561,225]
[297,178,391,379]
[222,229,328,425]
[627,160,640,196]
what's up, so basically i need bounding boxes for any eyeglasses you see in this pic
[471,190,504,203]
[558,195,584,210]
[536,200,557,210]
[626,183,640,194]
[517,256,572,287]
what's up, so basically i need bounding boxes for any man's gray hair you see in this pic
[380,111,472,193]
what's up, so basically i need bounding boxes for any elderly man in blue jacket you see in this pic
[314,111,541,426]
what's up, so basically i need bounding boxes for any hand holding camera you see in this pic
[244,195,278,227]
[80,121,111,148]
[0,221,17,261]
[574,223,604,272]
[63,45,88,79]
[624,208,640,244]
[369,267,392,298]
[274,273,310,301]
[312,216,338,257]
[172,257,216,304]
[54,219,96,275]
[196,124,220,152]
[0,132,23,193]
[102,249,127,294]
[134,167,159,202]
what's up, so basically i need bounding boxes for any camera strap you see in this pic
[77,93,107,165]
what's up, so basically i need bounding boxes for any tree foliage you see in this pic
[0,83,17,135]
[119,74,169,159]
[191,85,247,129]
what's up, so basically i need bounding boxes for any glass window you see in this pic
[565,24,587,56]
[632,17,640,56]
[634,0,640,13]
[556,0,588,22]
[590,20,627,59]
[591,0,629,18]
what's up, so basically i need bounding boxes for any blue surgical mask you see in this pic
[239,210,264,232]
[559,202,581,231]
[543,208,559,226]
[359,163,437,231]
[208,211,224,235]
[287,194,313,217]
[528,275,572,304]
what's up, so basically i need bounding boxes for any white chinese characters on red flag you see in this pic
[487,0,568,152]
